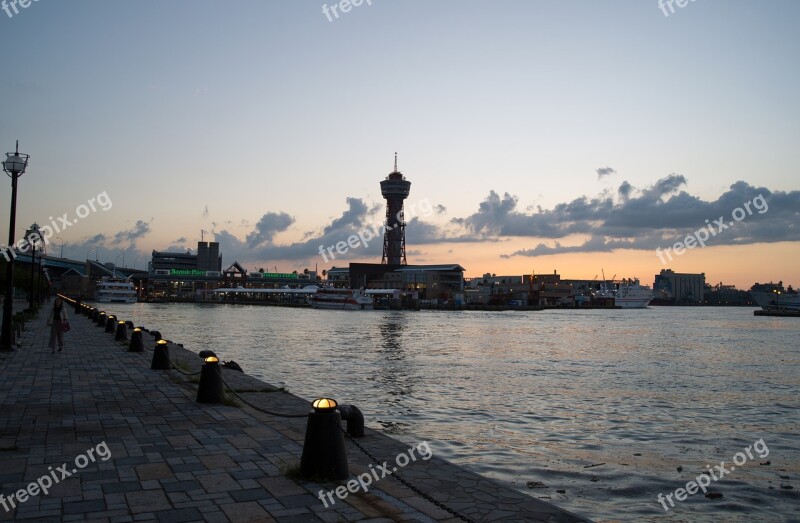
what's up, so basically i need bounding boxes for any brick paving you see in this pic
[0,305,590,522]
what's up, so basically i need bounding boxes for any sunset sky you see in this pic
[1,0,798,288]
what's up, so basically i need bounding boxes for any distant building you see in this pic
[654,269,705,304]
[339,263,465,302]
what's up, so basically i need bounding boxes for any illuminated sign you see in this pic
[169,269,206,276]
[259,273,298,279]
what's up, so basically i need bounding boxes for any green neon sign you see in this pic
[170,269,206,276]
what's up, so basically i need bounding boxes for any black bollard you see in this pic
[105,315,117,333]
[151,340,170,370]
[90,308,98,321]
[129,328,144,352]
[150,330,162,341]
[125,320,134,329]
[300,398,349,481]
[196,357,225,404]
[96,311,106,326]
[115,321,128,341]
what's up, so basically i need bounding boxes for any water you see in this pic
[98,303,800,522]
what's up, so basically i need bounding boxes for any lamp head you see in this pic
[312,398,338,412]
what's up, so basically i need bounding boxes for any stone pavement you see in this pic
[0,304,591,522]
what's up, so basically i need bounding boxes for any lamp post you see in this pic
[1,141,29,352]
[25,223,41,310]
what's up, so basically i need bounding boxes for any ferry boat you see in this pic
[96,277,138,303]
[594,277,654,308]
[310,288,373,310]
[750,282,800,311]
[614,279,655,309]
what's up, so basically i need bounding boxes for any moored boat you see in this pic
[96,277,138,303]
[614,279,654,309]
[310,288,373,310]
[750,282,800,311]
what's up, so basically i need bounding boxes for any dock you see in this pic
[754,309,800,317]
[0,301,590,522]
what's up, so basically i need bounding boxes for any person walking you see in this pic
[47,297,68,353]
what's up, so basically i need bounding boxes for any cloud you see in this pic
[596,166,616,179]
[484,177,800,258]
[112,220,152,245]
[435,204,447,214]
[174,236,187,243]
[245,212,295,248]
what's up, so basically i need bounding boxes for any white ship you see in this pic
[594,275,654,308]
[96,277,138,303]
[613,279,655,309]
[750,282,800,311]
[310,288,373,310]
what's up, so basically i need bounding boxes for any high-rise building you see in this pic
[380,153,411,265]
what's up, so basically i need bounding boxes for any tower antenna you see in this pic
[394,152,398,172]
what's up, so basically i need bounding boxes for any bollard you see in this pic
[96,311,106,326]
[115,321,128,341]
[198,350,217,359]
[105,315,117,333]
[150,330,162,342]
[196,357,225,404]
[125,320,134,329]
[90,308,98,321]
[300,398,349,481]
[129,328,144,352]
[151,340,170,370]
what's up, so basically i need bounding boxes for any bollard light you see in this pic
[300,397,349,481]
[151,339,170,370]
[105,315,117,333]
[129,328,144,352]
[196,356,225,404]
[96,311,107,326]
[90,308,98,321]
[115,320,128,341]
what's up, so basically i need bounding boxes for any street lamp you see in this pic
[25,223,41,310]
[1,141,29,352]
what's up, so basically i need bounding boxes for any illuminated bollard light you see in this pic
[96,311,107,326]
[196,357,225,404]
[129,328,144,352]
[151,339,170,370]
[90,308,98,320]
[300,398,349,481]
[115,321,128,341]
[105,315,117,333]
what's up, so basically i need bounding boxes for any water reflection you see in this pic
[99,303,800,522]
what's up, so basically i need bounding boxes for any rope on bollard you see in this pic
[219,375,309,419]
[338,426,475,523]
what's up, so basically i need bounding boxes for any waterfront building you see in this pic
[654,269,706,304]
[335,263,465,302]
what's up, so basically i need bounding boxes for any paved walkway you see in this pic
[0,305,590,522]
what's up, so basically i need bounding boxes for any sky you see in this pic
[1,0,798,288]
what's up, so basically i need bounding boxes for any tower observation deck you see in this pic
[380,153,411,265]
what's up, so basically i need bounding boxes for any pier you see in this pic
[0,300,590,522]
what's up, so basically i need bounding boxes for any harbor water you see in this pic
[97,303,800,522]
